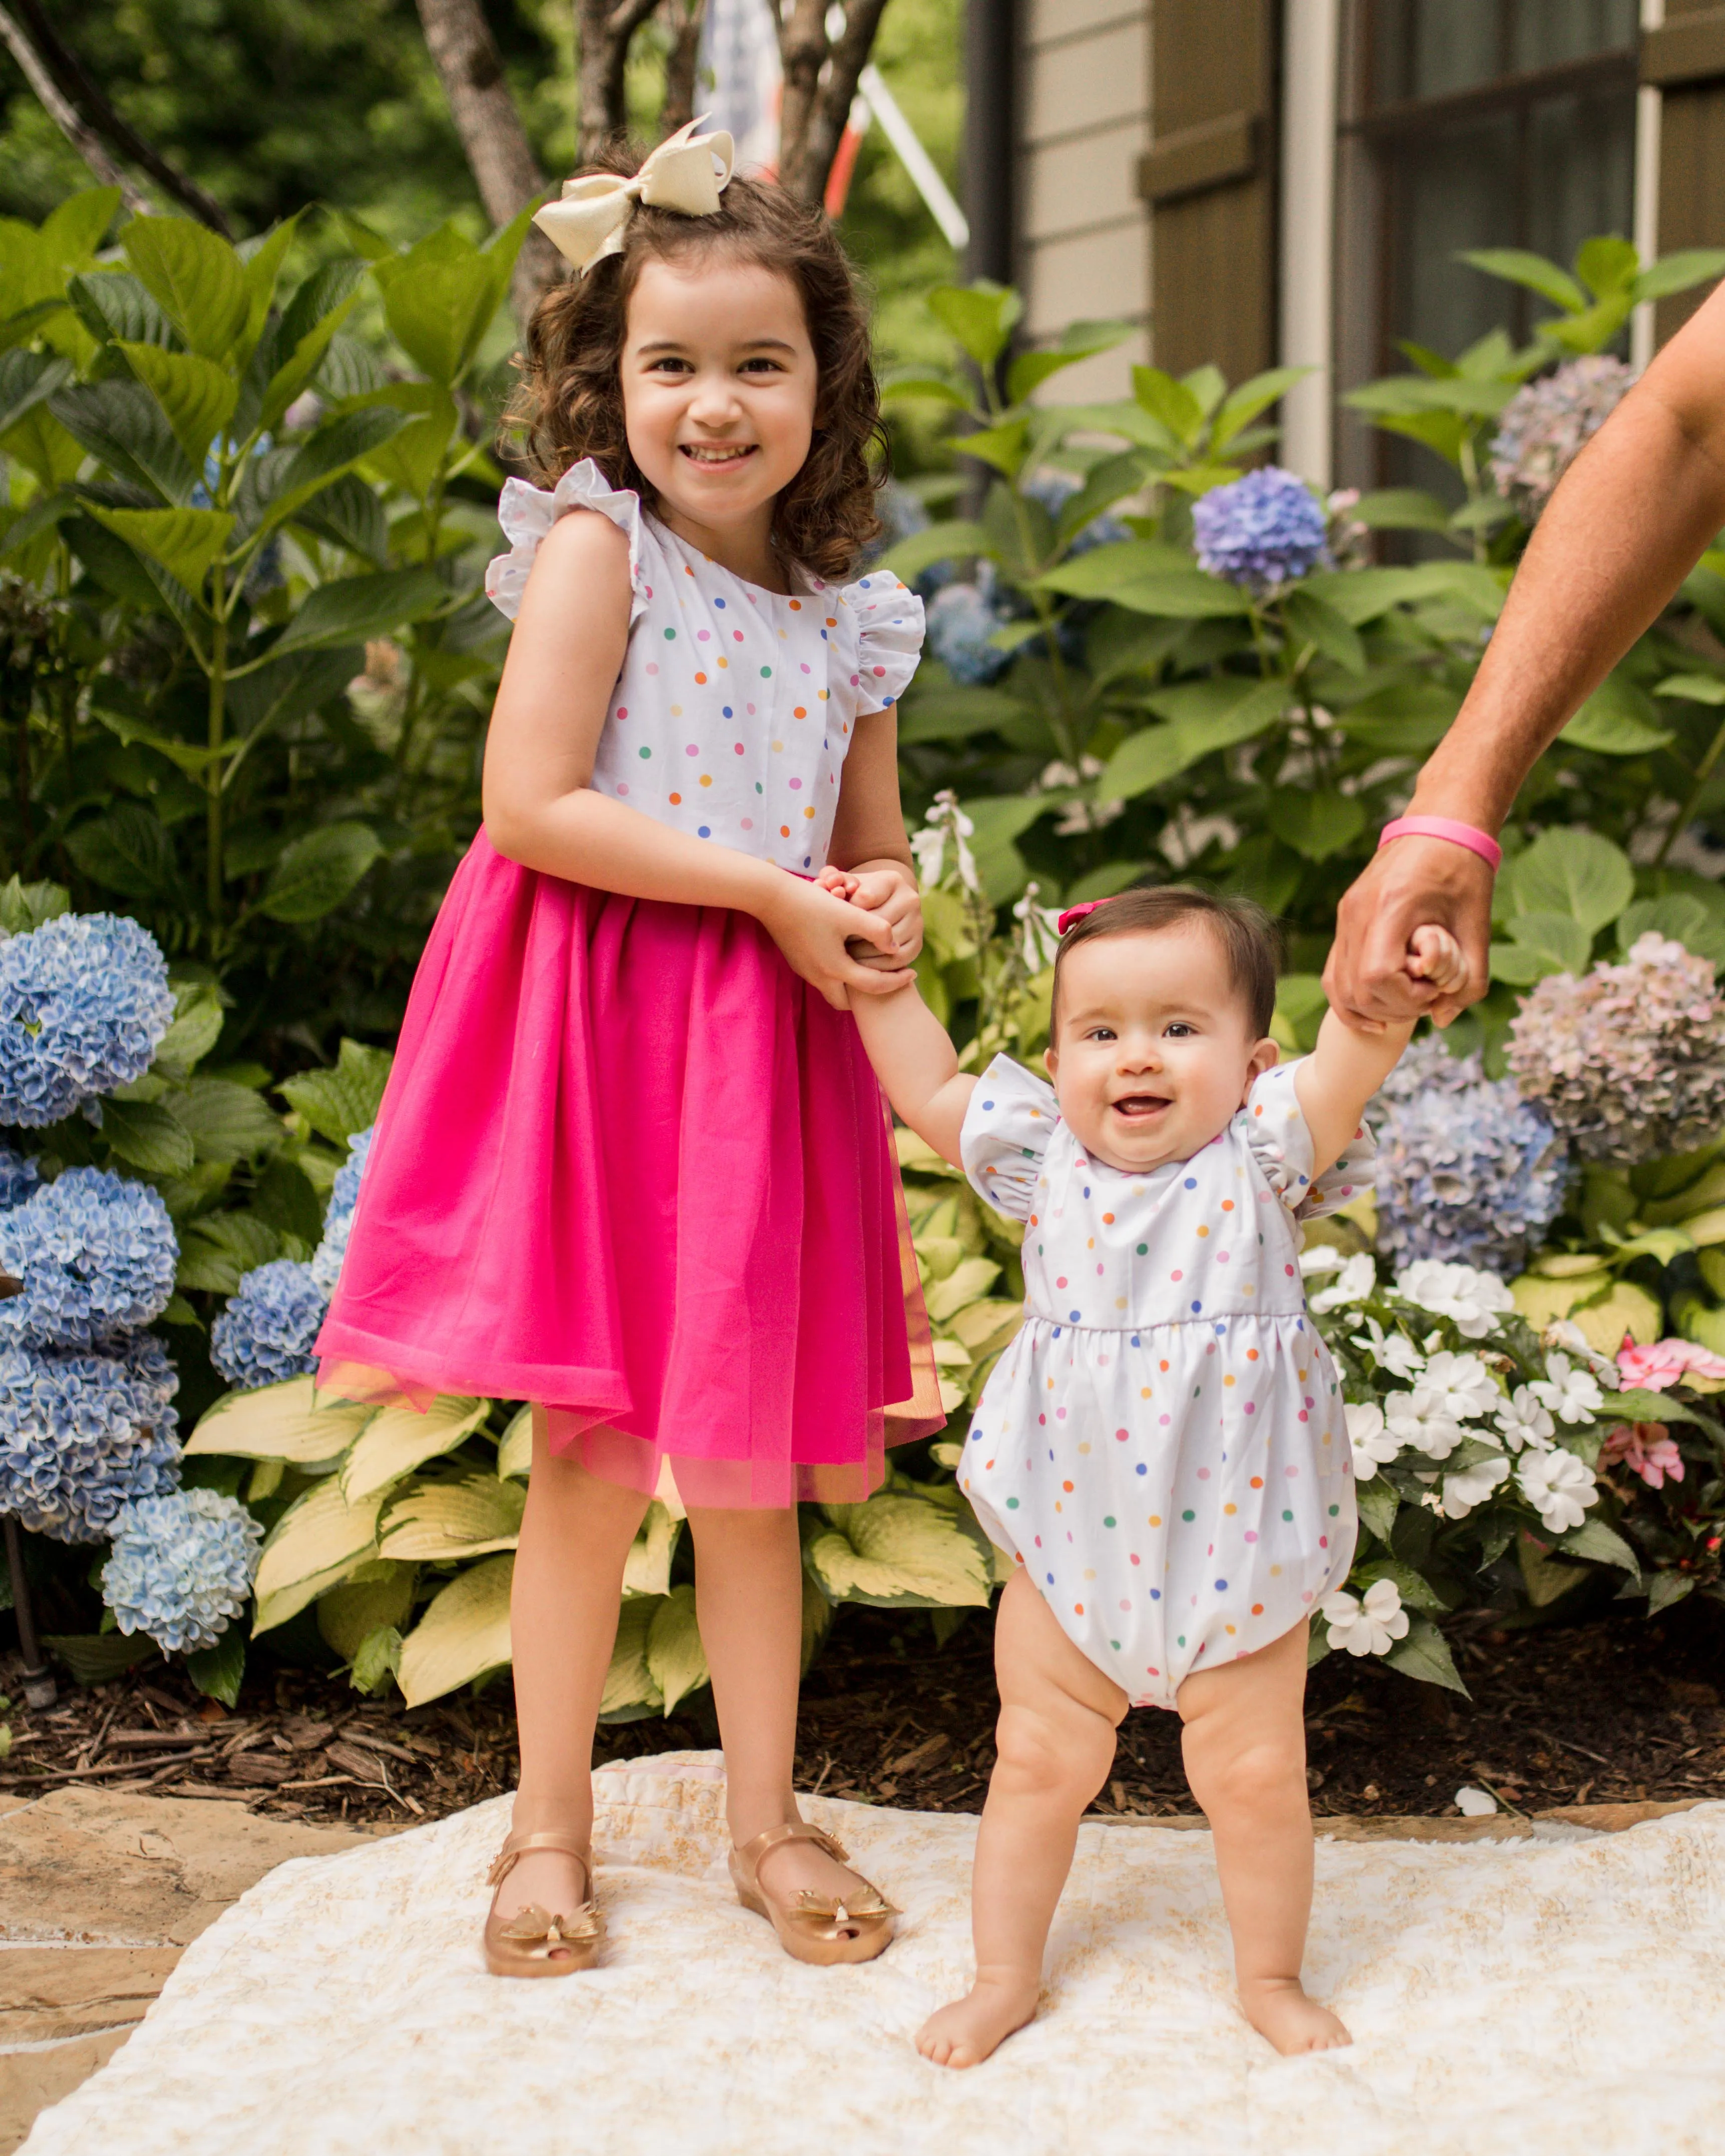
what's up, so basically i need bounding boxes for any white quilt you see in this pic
[21,1751,1725,2156]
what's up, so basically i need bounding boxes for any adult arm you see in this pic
[1325,276,1725,1029]
[481,511,911,1005]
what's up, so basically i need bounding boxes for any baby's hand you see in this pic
[1409,923,1467,996]
[839,865,923,973]
[816,866,858,901]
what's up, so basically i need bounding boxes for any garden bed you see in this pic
[5,1597,1720,1832]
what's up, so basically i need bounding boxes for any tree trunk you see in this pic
[659,0,707,139]
[776,0,891,205]
[414,0,560,321]
[575,0,663,161]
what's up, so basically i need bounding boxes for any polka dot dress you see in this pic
[485,459,923,874]
[958,1055,1372,1709]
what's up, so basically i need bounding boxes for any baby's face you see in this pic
[1045,925,1278,1174]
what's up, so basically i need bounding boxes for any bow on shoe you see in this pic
[495,1901,606,1952]
[534,117,736,276]
[786,1885,896,1933]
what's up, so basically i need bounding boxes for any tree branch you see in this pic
[414,0,560,321]
[776,0,891,204]
[10,0,232,234]
[659,0,707,139]
[576,0,662,160]
[0,2,150,217]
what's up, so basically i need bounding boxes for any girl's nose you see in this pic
[687,373,742,424]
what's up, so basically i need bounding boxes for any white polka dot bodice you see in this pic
[956,1055,1373,1708]
[485,460,924,875]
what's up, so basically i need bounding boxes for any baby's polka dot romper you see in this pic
[958,1054,1372,1708]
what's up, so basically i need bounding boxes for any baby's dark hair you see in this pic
[503,146,886,580]
[1051,886,1281,1039]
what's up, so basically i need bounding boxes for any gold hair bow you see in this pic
[534,117,736,276]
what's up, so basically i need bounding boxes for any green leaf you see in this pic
[874,518,993,583]
[163,1076,284,1165]
[805,1493,993,1608]
[372,225,500,388]
[1505,910,1591,974]
[1283,588,1365,673]
[90,505,231,593]
[397,1553,513,1707]
[277,1037,393,1144]
[1500,825,1634,934]
[315,1569,417,1666]
[65,270,175,350]
[0,349,71,438]
[350,1624,404,1694]
[185,1625,246,1708]
[66,804,177,897]
[0,875,70,933]
[1267,791,1366,862]
[957,418,1029,477]
[1646,1569,1695,1616]
[1354,1478,1400,1544]
[152,981,225,1079]
[253,1479,387,1632]
[927,280,1021,370]
[645,1583,710,1712]
[1458,247,1586,313]
[115,341,236,466]
[352,383,456,501]
[1617,893,1725,969]
[289,472,388,565]
[50,378,198,504]
[1302,562,1505,625]
[1631,248,1725,303]
[1596,1386,1717,1430]
[1559,1516,1640,1576]
[1654,671,1725,705]
[1053,451,1148,549]
[1574,235,1641,301]
[1560,674,1673,756]
[266,567,446,657]
[99,1097,195,1177]
[1132,365,1205,447]
[897,686,1033,745]
[1350,487,1453,532]
[185,1376,371,1465]
[1036,545,1250,616]
[1101,676,1289,800]
[255,258,365,432]
[238,408,409,549]
[121,216,250,361]
[43,1631,158,1685]
[1211,366,1311,451]
[1006,319,1131,403]
[599,1593,661,1720]
[1383,1610,1469,1695]
[258,822,383,923]
[880,373,973,409]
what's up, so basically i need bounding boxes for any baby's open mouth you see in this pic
[1110,1095,1171,1120]
[679,443,757,468]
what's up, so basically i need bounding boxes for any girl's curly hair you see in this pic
[504,149,886,581]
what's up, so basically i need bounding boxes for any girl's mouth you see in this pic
[1111,1095,1171,1121]
[679,443,758,469]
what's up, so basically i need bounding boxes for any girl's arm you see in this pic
[848,979,977,1169]
[1294,926,1464,1174]
[481,512,909,1008]
[826,699,923,962]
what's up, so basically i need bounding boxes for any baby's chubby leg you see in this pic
[1176,1620,1350,2054]
[917,1570,1126,2069]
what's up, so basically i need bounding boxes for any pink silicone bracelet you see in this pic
[1377,816,1503,871]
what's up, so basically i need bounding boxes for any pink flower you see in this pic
[1615,1335,1725,1392]
[1600,1420,1686,1489]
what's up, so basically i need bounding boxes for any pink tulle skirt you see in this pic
[315,832,943,1508]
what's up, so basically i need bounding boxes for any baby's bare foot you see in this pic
[915,1969,1040,2069]
[1240,1975,1351,2054]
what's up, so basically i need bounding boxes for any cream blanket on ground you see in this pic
[21,1752,1724,2156]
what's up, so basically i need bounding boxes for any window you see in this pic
[1335,1,1639,489]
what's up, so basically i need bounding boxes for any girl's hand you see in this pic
[759,873,916,1008]
[831,862,924,971]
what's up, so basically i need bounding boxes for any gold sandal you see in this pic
[483,1829,605,1978]
[729,1820,896,1966]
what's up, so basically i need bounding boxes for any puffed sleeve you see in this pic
[838,570,925,713]
[960,1054,1058,1223]
[484,458,648,626]
[1241,1058,1376,1222]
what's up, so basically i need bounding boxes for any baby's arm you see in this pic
[848,978,977,1169]
[1294,925,1465,1175]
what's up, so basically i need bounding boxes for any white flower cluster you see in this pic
[1330,1255,1605,1535]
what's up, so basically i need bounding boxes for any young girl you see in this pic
[839,883,1465,2064]
[316,125,943,1975]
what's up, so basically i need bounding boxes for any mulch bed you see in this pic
[3,1599,1721,1829]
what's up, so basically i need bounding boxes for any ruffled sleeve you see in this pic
[960,1054,1058,1223]
[1241,1058,1376,1223]
[484,458,648,626]
[839,570,925,713]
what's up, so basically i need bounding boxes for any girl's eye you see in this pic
[740,357,786,375]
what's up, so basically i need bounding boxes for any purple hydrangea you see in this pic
[1192,466,1329,592]
[1489,357,1636,523]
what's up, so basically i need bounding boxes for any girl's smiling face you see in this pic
[1045,923,1279,1173]
[620,253,819,573]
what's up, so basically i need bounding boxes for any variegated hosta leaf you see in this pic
[339,1394,492,1501]
[645,1583,709,1712]
[896,1127,963,1181]
[600,1593,662,1720]
[397,1553,514,1708]
[315,1561,417,1660]
[622,1501,681,1598]
[806,1493,993,1609]
[186,1376,372,1465]
[496,1402,533,1481]
[928,1440,964,1470]
[946,1297,1024,1351]
[375,1473,525,1561]
[916,1234,968,1284]
[253,1479,389,1633]
[932,1339,972,1368]
[937,1375,968,1414]
[925,1256,1002,1324]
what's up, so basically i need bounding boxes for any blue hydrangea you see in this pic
[1192,466,1329,591]
[210,1258,327,1389]
[101,1487,263,1653]
[1373,1044,1569,1273]
[0,1146,39,1208]
[0,1168,177,1351]
[0,912,174,1126]
[1020,468,1132,557]
[309,1125,373,1296]
[926,573,1012,685]
[0,1334,180,1542]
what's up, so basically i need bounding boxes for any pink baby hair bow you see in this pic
[534,118,736,276]
[1056,897,1123,936]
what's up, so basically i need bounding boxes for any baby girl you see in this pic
[833,878,1463,2065]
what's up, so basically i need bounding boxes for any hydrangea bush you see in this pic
[101,1489,264,1654]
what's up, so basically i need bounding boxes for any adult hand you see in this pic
[1324,837,1495,1030]
[759,874,915,1009]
